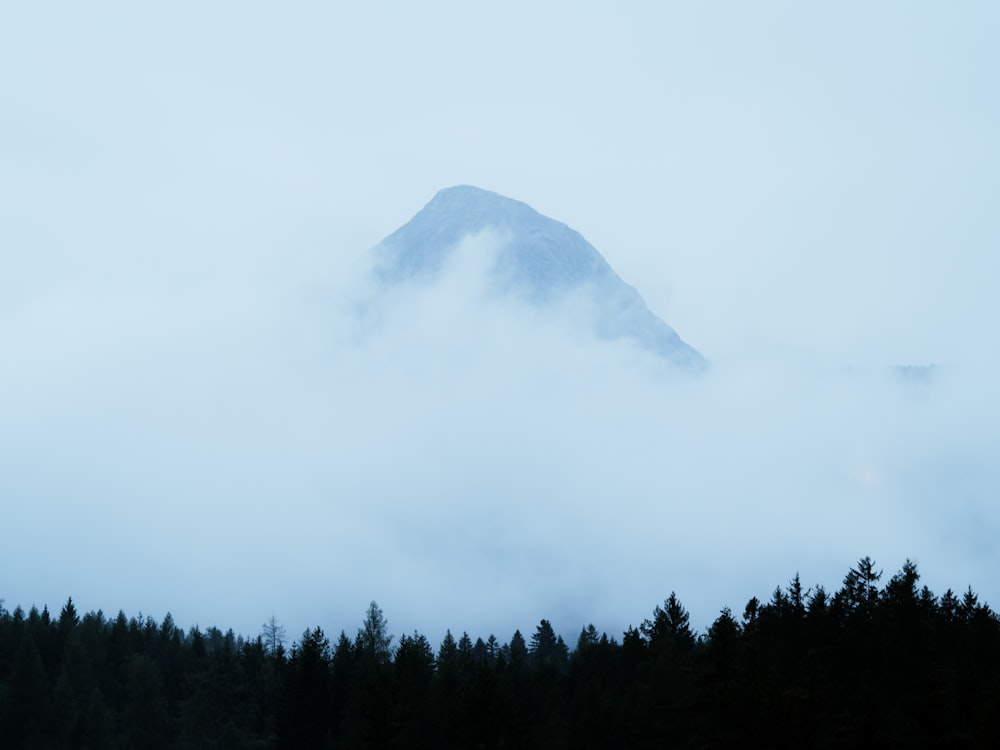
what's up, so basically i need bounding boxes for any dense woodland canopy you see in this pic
[2,557,998,748]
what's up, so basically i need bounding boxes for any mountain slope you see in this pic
[374,185,705,368]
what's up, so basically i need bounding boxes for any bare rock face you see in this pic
[374,185,705,369]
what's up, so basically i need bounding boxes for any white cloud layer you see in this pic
[2,229,996,644]
[1,1,997,645]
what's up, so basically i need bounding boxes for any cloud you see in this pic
[2,227,995,647]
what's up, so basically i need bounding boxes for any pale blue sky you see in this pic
[4,2,997,363]
[1,2,998,640]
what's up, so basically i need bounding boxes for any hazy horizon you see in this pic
[2,2,997,646]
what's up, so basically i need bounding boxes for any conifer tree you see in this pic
[356,601,392,665]
[261,614,287,658]
[641,592,695,654]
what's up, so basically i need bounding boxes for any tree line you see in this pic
[1,557,998,748]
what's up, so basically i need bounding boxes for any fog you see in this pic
[1,227,996,644]
[1,1,997,646]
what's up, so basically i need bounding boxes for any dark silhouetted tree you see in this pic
[278,627,331,749]
[642,592,696,655]
[394,632,436,748]
[839,556,882,619]
[357,600,392,665]
[262,614,287,658]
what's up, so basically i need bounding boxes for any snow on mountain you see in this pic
[373,185,705,369]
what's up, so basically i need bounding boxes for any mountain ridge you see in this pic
[374,186,705,369]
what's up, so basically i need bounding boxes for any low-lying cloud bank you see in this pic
[1,234,995,645]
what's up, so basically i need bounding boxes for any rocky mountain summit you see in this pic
[374,186,705,368]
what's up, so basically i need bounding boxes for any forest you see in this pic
[1,557,998,748]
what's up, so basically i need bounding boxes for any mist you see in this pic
[2,225,996,646]
[2,1,997,648]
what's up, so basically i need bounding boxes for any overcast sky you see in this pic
[2,2,998,644]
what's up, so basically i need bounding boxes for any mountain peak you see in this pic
[427,184,540,213]
[421,185,553,229]
[373,187,706,369]
[429,184,517,204]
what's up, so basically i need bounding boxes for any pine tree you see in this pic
[277,627,331,749]
[394,632,436,748]
[58,597,80,633]
[261,615,288,658]
[839,556,882,619]
[508,630,528,666]
[641,592,696,654]
[356,601,392,665]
